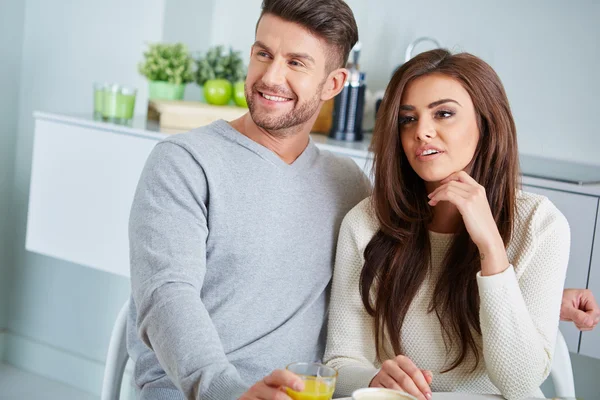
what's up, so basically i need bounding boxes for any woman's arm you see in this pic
[429,173,570,399]
[477,200,570,399]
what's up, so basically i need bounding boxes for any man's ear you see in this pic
[320,68,349,101]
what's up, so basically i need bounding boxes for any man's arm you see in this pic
[130,141,248,399]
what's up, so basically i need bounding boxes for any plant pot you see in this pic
[203,79,232,106]
[148,81,185,101]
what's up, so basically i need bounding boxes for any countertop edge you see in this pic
[33,111,600,198]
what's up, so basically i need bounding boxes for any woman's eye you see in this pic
[399,116,416,125]
[436,110,454,118]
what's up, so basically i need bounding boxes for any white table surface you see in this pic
[336,394,573,400]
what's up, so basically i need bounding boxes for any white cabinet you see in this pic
[523,185,599,353]
[26,119,157,277]
[580,209,600,358]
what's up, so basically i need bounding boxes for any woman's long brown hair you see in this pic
[361,49,519,372]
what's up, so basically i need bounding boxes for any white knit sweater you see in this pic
[324,191,570,400]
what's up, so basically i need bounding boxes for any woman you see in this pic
[323,49,570,400]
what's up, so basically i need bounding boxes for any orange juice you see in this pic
[285,378,334,400]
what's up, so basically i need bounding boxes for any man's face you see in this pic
[245,13,332,133]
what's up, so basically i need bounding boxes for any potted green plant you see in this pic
[194,45,247,106]
[138,43,194,101]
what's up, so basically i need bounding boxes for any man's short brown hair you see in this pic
[259,0,359,70]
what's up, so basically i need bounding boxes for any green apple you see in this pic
[203,79,232,106]
[233,80,248,108]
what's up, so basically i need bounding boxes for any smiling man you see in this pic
[126,1,369,400]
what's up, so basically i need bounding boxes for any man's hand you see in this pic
[561,289,600,331]
[240,369,304,400]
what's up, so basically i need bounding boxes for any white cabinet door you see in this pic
[523,185,598,353]
[580,209,600,359]
[26,119,158,277]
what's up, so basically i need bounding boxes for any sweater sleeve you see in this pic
[129,141,248,400]
[323,206,380,397]
[476,200,570,400]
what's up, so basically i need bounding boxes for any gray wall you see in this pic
[4,0,165,394]
[206,0,261,62]
[162,0,214,53]
[161,0,215,101]
[0,0,26,339]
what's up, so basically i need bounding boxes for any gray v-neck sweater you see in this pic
[127,120,371,400]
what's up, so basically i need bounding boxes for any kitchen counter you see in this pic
[33,111,373,158]
[33,111,600,197]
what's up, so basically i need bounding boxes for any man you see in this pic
[127,1,599,399]
[127,1,367,399]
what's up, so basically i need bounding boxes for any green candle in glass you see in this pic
[115,86,137,124]
[93,82,106,120]
[102,84,120,122]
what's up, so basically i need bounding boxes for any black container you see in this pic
[329,81,350,140]
[329,72,366,141]
[343,79,365,141]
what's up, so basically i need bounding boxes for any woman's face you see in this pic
[399,73,480,187]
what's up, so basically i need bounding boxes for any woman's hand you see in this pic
[370,355,433,400]
[428,171,509,275]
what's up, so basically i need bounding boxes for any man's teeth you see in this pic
[421,149,440,156]
[262,93,289,102]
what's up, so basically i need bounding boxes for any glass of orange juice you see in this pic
[285,362,337,400]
